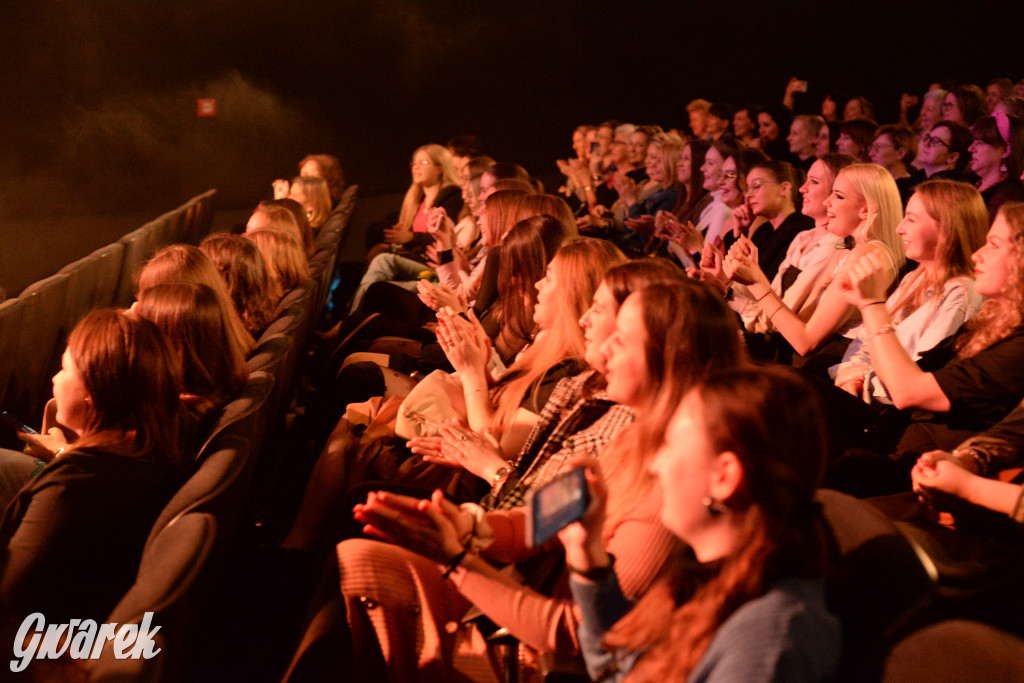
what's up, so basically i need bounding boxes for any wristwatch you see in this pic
[491,465,514,492]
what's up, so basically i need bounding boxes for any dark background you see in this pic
[0,0,1021,291]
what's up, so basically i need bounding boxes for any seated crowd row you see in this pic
[6,71,1024,681]
[269,77,1024,682]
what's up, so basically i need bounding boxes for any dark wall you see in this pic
[0,0,1021,219]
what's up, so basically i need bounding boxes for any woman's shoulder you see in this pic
[698,577,841,682]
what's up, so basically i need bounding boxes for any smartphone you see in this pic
[1,411,38,435]
[525,467,589,548]
[589,142,600,154]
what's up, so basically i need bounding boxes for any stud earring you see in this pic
[701,496,725,517]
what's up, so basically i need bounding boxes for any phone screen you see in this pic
[526,467,589,548]
[1,411,38,435]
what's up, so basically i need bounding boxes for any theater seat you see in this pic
[817,488,939,680]
[89,512,217,683]
[880,620,1024,682]
[10,273,70,424]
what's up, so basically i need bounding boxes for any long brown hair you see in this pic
[496,215,566,350]
[136,245,255,355]
[199,233,279,336]
[601,280,746,531]
[488,238,624,435]
[889,180,987,320]
[605,367,828,681]
[958,202,1024,358]
[135,282,249,416]
[69,309,184,470]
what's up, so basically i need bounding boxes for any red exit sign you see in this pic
[197,99,217,117]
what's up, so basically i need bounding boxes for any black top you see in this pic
[895,325,1024,456]
[981,177,1024,227]
[750,211,815,282]
[0,448,175,624]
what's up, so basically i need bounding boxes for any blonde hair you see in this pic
[488,238,625,436]
[397,144,461,232]
[838,163,906,271]
[889,180,987,320]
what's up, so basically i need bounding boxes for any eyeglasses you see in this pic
[922,134,953,150]
[869,142,899,153]
[745,179,779,193]
[410,159,434,167]
[720,170,738,181]
[940,101,956,110]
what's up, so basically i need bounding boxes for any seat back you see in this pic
[0,298,24,416]
[59,242,126,331]
[881,620,1024,682]
[147,434,251,548]
[195,371,275,471]
[817,489,938,678]
[114,224,159,307]
[90,512,217,683]
[9,273,70,424]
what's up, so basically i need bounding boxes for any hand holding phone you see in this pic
[527,467,590,548]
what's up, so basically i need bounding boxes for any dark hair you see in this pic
[708,102,734,121]
[446,135,483,157]
[949,84,988,126]
[486,162,531,182]
[676,140,711,218]
[928,120,973,174]
[497,215,566,345]
[839,118,878,162]
[874,124,918,165]
[69,310,184,469]
[749,159,798,203]
[972,114,1024,179]
[727,148,770,196]
[816,153,858,180]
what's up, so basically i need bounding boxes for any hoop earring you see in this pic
[701,496,725,517]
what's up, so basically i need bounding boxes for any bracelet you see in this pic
[568,554,616,582]
[863,300,887,308]
[953,446,989,477]
[441,547,470,580]
[864,323,896,342]
[53,447,66,458]
[465,386,487,397]
[767,302,785,320]
[755,289,775,302]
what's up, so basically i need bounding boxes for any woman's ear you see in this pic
[709,450,744,505]
[947,151,960,169]
[859,202,875,221]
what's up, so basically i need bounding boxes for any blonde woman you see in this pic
[727,163,905,358]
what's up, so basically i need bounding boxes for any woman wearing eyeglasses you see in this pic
[912,120,973,184]
[969,113,1024,224]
